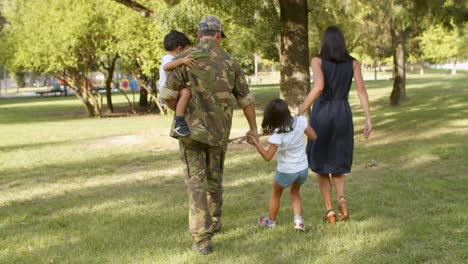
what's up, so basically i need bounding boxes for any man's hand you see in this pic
[247,135,258,145]
[245,130,258,145]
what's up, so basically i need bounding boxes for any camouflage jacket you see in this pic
[160,39,255,148]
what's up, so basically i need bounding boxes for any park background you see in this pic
[0,0,467,263]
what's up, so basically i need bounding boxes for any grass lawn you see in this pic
[0,73,467,263]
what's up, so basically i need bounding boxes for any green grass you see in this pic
[0,73,467,263]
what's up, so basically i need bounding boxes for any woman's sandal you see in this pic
[338,196,349,221]
[323,209,336,225]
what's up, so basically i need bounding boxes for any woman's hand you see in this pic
[363,118,372,139]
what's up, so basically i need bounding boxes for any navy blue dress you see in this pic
[306,58,354,174]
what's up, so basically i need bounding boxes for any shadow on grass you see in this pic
[0,75,467,262]
[0,134,125,153]
[1,131,467,262]
[0,96,87,125]
[0,95,153,125]
[353,77,468,134]
[0,149,180,195]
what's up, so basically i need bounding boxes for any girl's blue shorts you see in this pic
[274,168,309,188]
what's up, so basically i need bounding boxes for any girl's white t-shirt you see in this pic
[268,116,309,174]
[158,54,175,91]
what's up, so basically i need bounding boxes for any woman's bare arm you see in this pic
[353,60,372,139]
[298,57,324,115]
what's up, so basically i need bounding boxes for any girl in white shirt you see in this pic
[248,98,317,231]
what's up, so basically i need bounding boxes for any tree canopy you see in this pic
[1,0,467,113]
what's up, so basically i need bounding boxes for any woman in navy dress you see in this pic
[298,26,372,224]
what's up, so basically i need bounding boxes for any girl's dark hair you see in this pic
[319,26,352,63]
[163,30,191,51]
[261,98,294,135]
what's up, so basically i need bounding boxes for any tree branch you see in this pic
[0,13,7,31]
[111,0,155,17]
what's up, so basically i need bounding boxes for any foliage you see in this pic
[189,0,281,62]
[419,22,467,63]
[2,0,468,110]
[308,0,362,58]
[1,0,167,115]
[111,3,164,77]
[348,1,393,63]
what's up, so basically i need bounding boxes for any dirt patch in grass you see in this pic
[90,135,148,149]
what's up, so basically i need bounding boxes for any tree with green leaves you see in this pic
[419,23,467,75]
[196,0,310,109]
[349,0,392,79]
[114,0,310,110]
[1,0,166,115]
[1,0,102,116]
[356,0,467,105]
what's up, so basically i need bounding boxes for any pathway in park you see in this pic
[0,91,39,98]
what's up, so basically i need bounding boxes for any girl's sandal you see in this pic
[323,209,336,225]
[338,196,349,221]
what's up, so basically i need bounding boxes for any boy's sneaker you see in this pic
[294,220,305,232]
[174,118,191,137]
[258,216,276,228]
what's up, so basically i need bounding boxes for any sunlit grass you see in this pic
[0,73,467,263]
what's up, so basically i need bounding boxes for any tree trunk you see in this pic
[112,0,154,17]
[60,71,101,117]
[0,66,2,95]
[82,98,98,117]
[278,0,310,111]
[374,61,377,80]
[67,80,97,117]
[139,75,149,107]
[137,76,166,114]
[390,28,406,106]
[139,88,148,107]
[104,56,118,113]
[62,70,68,96]
[451,58,457,75]
[15,71,26,88]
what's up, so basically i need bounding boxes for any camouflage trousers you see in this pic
[178,138,225,244]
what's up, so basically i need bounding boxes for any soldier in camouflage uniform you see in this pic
[160,16,258,255]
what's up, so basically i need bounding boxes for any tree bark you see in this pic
[138,75,149,107]
[59,71,101,117]
[111,0,154,17]
[278,0,310,111]
[0,66,3,95]
[0,12,6,31]
[104,56,118,113]
[451,58,457,75]
[374,61,377,80]
[390,28,406,106]
[139,88,148,107]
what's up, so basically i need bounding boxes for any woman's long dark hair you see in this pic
[319,26,352,63]
[261,98,294,135]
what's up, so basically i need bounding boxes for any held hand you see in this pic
[245,130,259,145]
[246,135,258,145]
[182,55,195,67]
[363,118,372,139]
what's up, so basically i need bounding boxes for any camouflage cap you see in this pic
[199,16,227,38]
